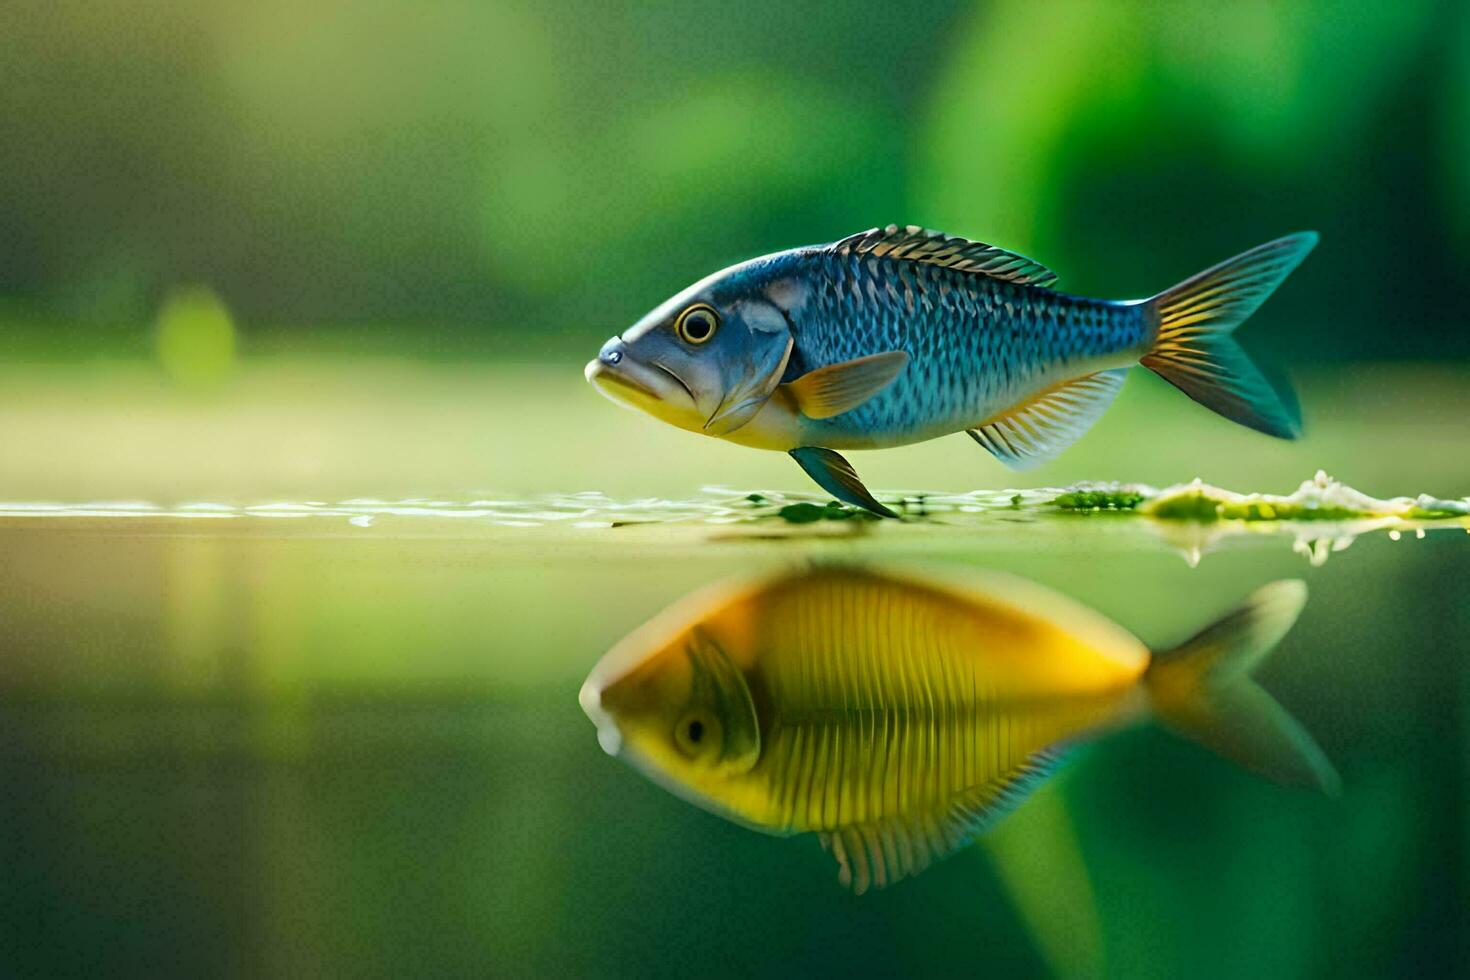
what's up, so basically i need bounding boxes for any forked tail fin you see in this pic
[1141,233,1317,439]
[1145,580,1339,795]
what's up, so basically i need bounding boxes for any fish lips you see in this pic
[578,677,702,806]
[578,677,624,757]
[579,673,769,833]
[584,354,699,415]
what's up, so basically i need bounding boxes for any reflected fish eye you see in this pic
[675,304,719,345]
[674,710,720,758]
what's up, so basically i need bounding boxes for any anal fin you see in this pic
[788,447,897,518]
[968,369,1128,470]
[817,750,1065,894]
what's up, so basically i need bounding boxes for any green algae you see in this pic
[776,501,879,524]
[1052,488,1147,512]
[745,471,1470,564]
[1136,472,1470,523]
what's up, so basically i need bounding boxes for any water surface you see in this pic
[1,501,1465,978]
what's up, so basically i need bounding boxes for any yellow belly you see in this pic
[719,389,811,451]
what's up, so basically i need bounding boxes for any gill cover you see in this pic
[687,628,761,773]
[702,298,793,436]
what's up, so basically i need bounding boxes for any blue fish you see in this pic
[586,225,1317,516]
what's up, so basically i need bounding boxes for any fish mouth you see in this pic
[584,352,698,412]
[585,358,659,400]
[578,678,623,756]
[650,361,697,406]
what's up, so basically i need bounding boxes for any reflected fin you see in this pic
[783,351,910,419]
[818,750,1066,895]
[968,369,1128,470]
[1146,579,1340,795]
[687,628,761,774]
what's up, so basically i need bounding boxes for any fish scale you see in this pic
[790,249,1149,443]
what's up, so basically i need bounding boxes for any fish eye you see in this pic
[674,710,720,758]
[675,304,719,345]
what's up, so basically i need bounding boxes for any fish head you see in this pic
[580,618,761,812]
[585,259,800,437]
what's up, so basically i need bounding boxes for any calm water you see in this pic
[0,504,1466,978]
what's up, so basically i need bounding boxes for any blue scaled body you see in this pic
[760,245,1151,449]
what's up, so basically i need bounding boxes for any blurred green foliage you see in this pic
[154,286,237,388]
[0,0,1465,361]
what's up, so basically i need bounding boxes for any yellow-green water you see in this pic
[0,362,1466,977]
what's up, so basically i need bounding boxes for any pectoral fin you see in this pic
[788,447,897,518]
[968,369,1128,470]
[783,350,910,419]
[818,750,1065,895]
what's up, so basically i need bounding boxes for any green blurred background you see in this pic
[2,0,1466,363]
[0,0,1466,506]
[1,3,1468,979]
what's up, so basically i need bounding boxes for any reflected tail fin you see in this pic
[1145,580,1339,795]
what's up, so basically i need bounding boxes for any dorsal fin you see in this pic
[968,369,1128,470]
[827,224,1059,287]
[817,750,1066,895]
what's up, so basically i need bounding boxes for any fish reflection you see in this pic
[581,566,1337,894]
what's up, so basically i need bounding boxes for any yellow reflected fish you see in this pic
[580,566,1337,894]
